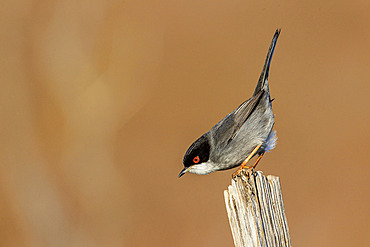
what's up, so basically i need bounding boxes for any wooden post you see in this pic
[224,170,292,247]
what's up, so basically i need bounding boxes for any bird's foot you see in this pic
[232,165,253,179]
[232,153,264,179]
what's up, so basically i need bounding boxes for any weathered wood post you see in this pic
[224,170,292,247]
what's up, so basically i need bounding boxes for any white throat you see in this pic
[187,161,217,175]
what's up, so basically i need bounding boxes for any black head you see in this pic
[183,134,211,168]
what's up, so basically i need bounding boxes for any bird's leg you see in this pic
[251,153,264,172]
[232,144,262,178]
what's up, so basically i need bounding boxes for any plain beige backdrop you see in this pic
[0,0,369,246]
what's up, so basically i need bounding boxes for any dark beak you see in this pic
[178,167,189,178]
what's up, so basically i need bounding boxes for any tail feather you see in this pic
[253,29,281,96]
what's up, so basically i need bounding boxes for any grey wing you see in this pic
[210,90,264,148]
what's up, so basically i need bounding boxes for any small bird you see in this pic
[179,29,281,178]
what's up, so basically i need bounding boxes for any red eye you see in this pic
[193,156,200,164]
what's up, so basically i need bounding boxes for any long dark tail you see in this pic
[253,29,281,95]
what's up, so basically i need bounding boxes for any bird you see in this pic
[179,29,281,178]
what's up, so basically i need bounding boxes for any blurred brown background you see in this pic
[1,0,369,246]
